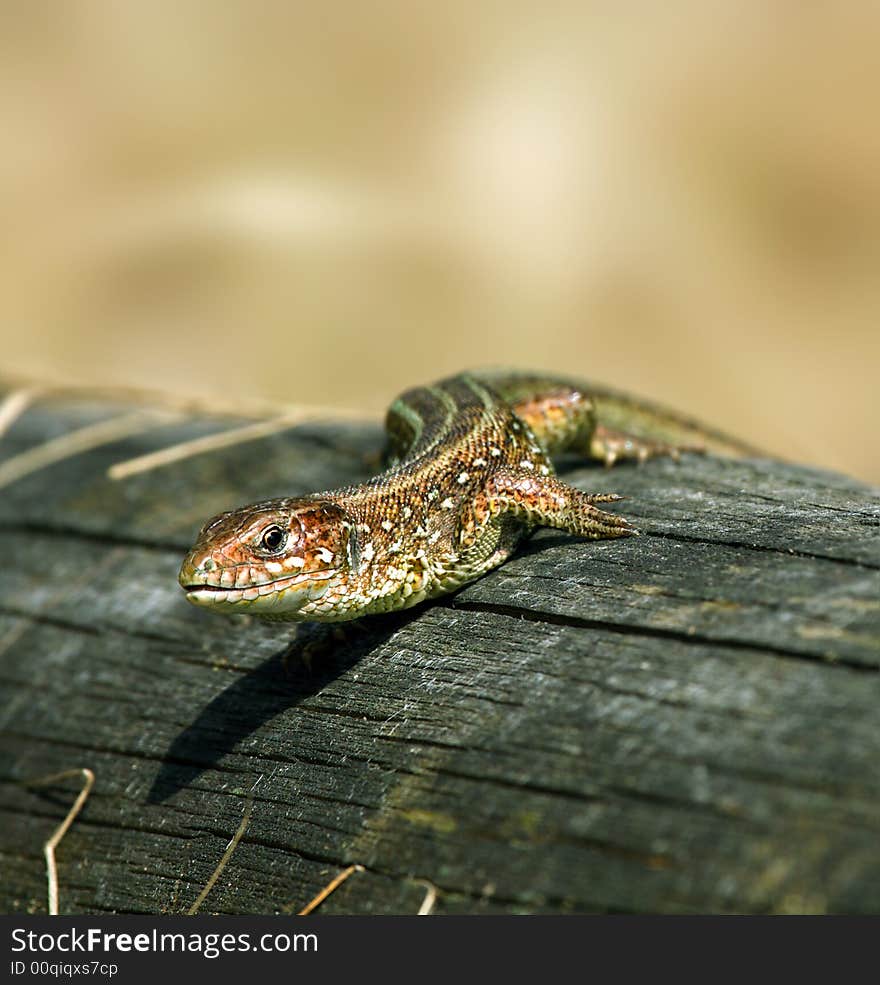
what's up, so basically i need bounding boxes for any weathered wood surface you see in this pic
[1,386,878,915]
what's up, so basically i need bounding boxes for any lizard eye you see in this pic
[260,524,286,553]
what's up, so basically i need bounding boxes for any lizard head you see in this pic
[179,497,357,620]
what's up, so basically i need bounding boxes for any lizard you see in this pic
[178,371,754,623]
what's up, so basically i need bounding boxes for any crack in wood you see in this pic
[445,599,880,673]
[644,527,880,571]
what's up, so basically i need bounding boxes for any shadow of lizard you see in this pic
[147,609,418,803]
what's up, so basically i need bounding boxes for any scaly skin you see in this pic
[179,371,753,622]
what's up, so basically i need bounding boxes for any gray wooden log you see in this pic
[1,385,878,915]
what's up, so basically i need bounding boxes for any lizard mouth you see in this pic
[181,568,334,603]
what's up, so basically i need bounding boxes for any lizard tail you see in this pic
[472,370,762,460]
[587,385,762,459]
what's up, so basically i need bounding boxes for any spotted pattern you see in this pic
[180,370,743,623]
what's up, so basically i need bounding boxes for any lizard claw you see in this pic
[593,424,701,467]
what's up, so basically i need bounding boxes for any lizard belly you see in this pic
[429,515,526,597]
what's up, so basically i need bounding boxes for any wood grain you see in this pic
[1,388,878,914]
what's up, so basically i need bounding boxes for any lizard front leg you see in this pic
[458,469,635,551]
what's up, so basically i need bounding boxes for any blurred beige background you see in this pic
[1,3,878,481]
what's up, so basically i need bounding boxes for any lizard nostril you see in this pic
[201,557,217,572]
